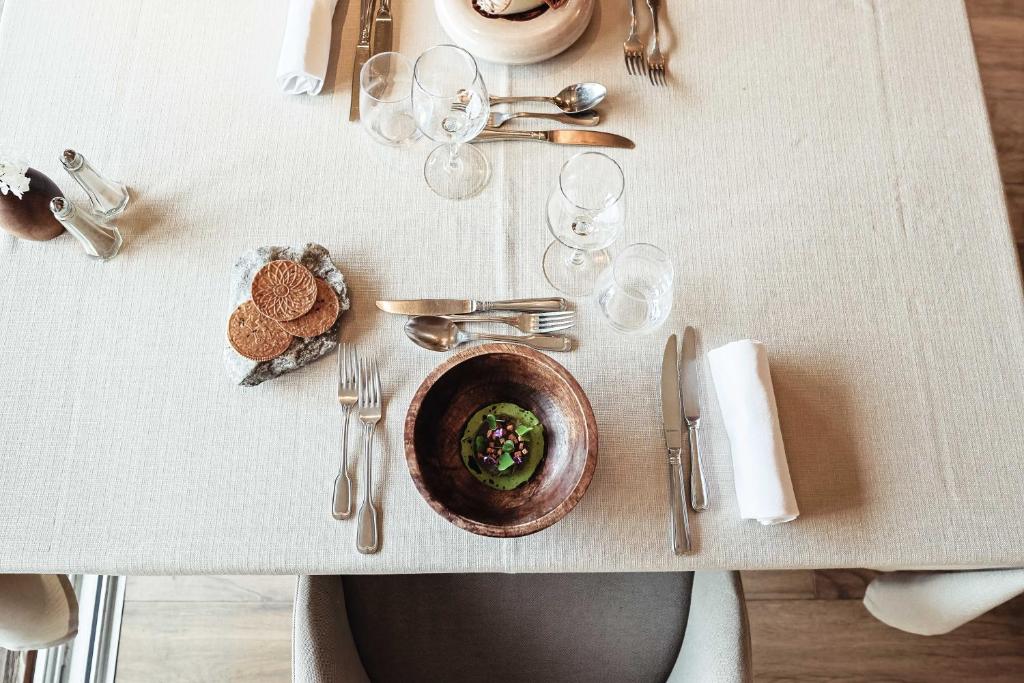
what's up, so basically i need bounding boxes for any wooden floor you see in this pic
[116,571,1024,682]
[111,1,1024,681]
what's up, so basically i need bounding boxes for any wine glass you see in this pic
[412,45,491,200]
[595,243,674,334]
[359,52,420,147]
[543,152,625,296]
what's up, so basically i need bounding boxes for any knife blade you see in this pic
[682,326,709,511]
[370,0,392,57]
[377,298,568,316]
[474,129,635,149]
[349,0,377,122]
[661,334,692,555]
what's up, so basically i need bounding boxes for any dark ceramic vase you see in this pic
[0,168,66,241]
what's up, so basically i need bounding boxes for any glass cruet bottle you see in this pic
[49,197,123,260]
[60,149,129,219]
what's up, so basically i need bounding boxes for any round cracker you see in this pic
[277,278,340,338]
[251,260,317,322]
[228,300,293,361]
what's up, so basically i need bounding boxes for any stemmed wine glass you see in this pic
[412,45,491,200]
[543,151,625,296]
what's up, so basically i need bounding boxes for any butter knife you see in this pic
[371,0,392,57]
[682,326,709,511]
[661,334,692,555]
[349,0,377,122]
[474,129,635,149]
[377,298,568,316]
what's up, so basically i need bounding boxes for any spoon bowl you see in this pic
[552,83,606,113]
[405,316,466,351]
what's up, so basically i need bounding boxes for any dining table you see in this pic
[1,0,1023,577]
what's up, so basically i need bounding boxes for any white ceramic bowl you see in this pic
[434,0,595,65]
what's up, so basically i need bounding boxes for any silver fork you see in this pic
[332,343,357,520]
[645,0,666,85]
[624,0,646,76]
[356,358,382,554]
[444,311,576,334]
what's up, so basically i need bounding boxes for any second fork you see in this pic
[356,358,382,554]
[444,310,575,334]
[645,0,666,85]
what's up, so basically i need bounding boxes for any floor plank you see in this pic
[126,575,294,603]
[812,569,880,600]
[966,0,1024,240]
[750,596,1024,683]
[116,602,292,683]
[741,571,816,601]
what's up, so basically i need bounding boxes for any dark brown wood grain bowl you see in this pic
[404,343,598,537]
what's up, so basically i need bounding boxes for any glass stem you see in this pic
[446,142,460,172]
[568,248,586,267]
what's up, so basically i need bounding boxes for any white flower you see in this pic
[0,155,32,199]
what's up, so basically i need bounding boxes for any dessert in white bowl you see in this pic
[435,0,594,65]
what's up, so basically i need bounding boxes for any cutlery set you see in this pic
[483,82,636,149]
[661,327,708,555]
[333,342,384,555]
[625,0,669,84]
[377,297,576,352]
[350,0,395,121]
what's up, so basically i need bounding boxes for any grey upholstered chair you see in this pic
[293,571,752,683]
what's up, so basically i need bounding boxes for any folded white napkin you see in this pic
[276,0,339,96]
[707,340,799,525]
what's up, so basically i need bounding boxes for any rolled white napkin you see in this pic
[707,340,799,525]
[276,0,339,96]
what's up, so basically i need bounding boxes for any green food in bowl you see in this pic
[460,402,545,491]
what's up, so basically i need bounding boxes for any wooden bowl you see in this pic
[405,343,598,537]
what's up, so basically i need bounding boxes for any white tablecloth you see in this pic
[1,0,1022,575]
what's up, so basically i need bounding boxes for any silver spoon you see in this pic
[404,316,572,352]
[487,110,600,128]
[489,83,607,113]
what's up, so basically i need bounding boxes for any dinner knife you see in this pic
[377,298,568,316]
[349,0,377,122]
[370,0,392,57]
[474,129,635,149]
[681,326,709,511]
[661,334,692,555]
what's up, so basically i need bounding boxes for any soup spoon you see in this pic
[404,316,572,352]
[489,83,607,113]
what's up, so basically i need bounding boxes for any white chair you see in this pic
[0,574,78,651]
[864,568,1024,635]
[293,571,752,683]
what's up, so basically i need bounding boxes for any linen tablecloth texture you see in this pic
[0,0,1022,575]
[708,340,799,525]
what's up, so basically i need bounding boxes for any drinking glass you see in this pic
[595,243,674,334]
[412,45,491,200]
[543,152,625,296]
[360,52,419,147]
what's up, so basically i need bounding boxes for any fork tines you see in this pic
[648,59,666,86]
[358,357,381,410]
[338,343,358,401]
[624,43,646,76]
[533,311,576,334]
